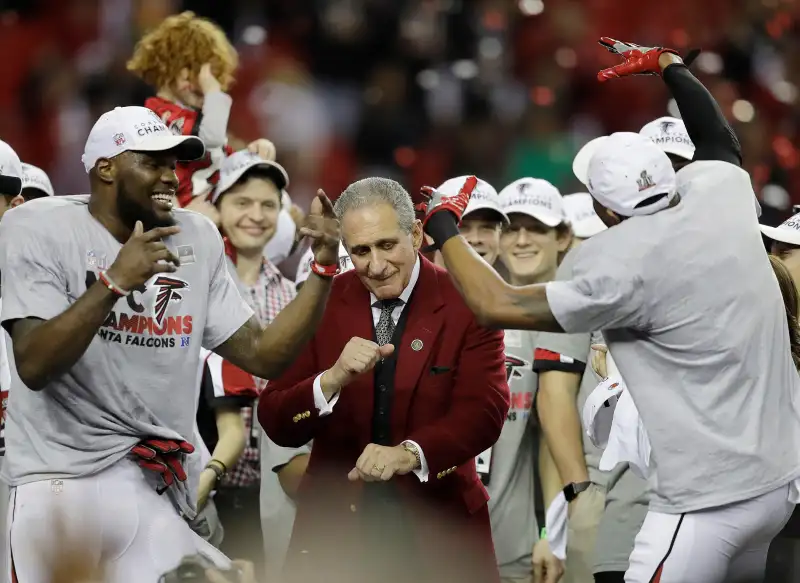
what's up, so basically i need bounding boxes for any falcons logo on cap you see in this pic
[660,121,675,133]
[153,276,189,326]
[505,355,529,381]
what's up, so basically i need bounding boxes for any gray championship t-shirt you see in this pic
[0,195,253,514]
[546,161,800,513]
[486,328,586,579]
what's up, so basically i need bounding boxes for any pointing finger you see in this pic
[141,225,181,241]
[316,192,336,217]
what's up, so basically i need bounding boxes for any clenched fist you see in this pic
[320,337,395,398]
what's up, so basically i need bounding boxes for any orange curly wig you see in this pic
[127,11,238,91]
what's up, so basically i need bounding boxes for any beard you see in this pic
[116,181,175,231]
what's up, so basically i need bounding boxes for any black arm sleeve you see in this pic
[662,63,742,166]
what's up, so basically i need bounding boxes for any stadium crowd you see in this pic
[2,2,800,583]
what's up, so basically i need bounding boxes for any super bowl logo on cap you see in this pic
[636,170,655,192]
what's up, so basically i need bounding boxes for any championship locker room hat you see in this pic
[295,242,354,286]
[760,212,800,246]
[0,139,22,196]
[639,116,695,161]
[212,150,290,204]
[81,106,205,173]
[435,176,508,224]
[563,193,606,238]
[583,132,677,218]
[498,178,566,227]
[20,163,54,197]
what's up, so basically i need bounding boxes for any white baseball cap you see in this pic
[639,116,695,161]
[585,132,677,217]
[573,136,608,186]
[574,120,694,187]
[563,193,607,238]
[212,150,290,204]
[295,242,354,286]
[761,212,800,246]
[0,139,22,196]
[498,178,566,227]
[435,176,508,224]
[20,163,54,197]
[81,106,205,173]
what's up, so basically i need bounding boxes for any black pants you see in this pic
[594,572,624,583]
[214,486,263,573]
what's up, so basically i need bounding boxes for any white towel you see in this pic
[583,374,652,479]
[545,491,568,560]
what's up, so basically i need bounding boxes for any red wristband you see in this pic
[98,270,130,297]
[310,261,340,278]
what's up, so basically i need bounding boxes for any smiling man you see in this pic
[205,150,299,570]
[259,177,509,583]
[0,106,340,583]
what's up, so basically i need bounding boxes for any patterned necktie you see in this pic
[374,298,403,346]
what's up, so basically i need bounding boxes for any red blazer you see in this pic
[258,256,509,583]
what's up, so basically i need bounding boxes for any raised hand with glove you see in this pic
[131,438,195,494]
[596,37,699,82]
[418,175,479,250]
[595,35,741,166]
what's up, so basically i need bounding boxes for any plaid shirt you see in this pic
[221,260,296,488]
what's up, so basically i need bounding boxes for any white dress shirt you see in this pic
[312,258,429,481]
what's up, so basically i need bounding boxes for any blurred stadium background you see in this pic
[3,0,799,226]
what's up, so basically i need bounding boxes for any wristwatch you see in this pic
[563,480,591,503]
[401,441,421,470]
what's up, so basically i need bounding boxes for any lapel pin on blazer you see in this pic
[411,339,424,351]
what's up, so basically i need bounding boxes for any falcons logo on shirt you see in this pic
[505,355,529,381]
[153,276,189,326]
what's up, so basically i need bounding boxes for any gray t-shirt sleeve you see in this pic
[545,245,646,334]
[202,225,254,350]
[532,249,591,370]
[0,219,70,328]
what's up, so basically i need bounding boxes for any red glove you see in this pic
[131,438,195,494]
[596,37,681,82]
[416,175,478,228]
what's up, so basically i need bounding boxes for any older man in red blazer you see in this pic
[259,177,509,583]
